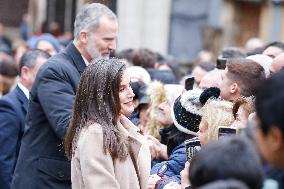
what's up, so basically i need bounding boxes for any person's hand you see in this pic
[146,135,168,160]
[145,136,161,160]
[147,174,161,189]
[180,161,191,188]
[146,135,160,145]
[163,182,181,189]
[138,123,145,134]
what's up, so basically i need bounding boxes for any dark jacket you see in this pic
[147,68,178,84]
[11,42,86,189]
[150,143,186,188]
[0,86,28,189]
[264,164,284,189]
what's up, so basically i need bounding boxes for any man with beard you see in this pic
[11,3,118,189]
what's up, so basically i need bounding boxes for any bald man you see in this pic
[199,69,222,89]
[262,41,284,59]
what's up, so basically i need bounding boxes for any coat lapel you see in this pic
[64,42,86,74]
[128,136,142,189]
[128,134,151,189]
[118,116,150,189]
[15,86,28,115]
[14,86,29,132]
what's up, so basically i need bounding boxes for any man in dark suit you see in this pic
[11,3,118,189]
[0,49,50,189]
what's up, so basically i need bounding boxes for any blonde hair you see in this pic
[232,96,255,120]
[144,82,183,139]
[202,99,234,142]
[144,81,165,139]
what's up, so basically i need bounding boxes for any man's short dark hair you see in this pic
[189,137,264,189]
[198,62,215,72]
[263,41,284,52]
[220,47,246,59]
[0,60,18,77]
[226,59,265,97]
[256,70,284,135]
[19,49,50,76]
[115,48,134,63]
[132,48,157,68]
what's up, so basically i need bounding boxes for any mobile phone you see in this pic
[184,137,201,162]
[218,126,237,139]
[216,58,227,70]
[185,77,195,90]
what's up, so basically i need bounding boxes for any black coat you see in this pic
[11,43,86,189]
[0,86,28,189]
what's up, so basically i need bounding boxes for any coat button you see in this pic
[58,171,65,178]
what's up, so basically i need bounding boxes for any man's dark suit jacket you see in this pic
[0,86,28,189]
[11,43,86,189]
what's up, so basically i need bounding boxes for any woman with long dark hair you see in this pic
[65,59,151,189]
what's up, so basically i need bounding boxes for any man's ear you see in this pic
[21,66,30,80]
[269,126,284,152]
[78,31,88,44]
[230,82,239,94]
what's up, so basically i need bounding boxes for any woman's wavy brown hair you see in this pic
[65,59,128,160]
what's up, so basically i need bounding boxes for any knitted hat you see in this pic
[28,33,61,53]
[199,87,221,105]
[171,88,203,136]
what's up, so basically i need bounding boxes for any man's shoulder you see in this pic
[0,89,18,106]
[37,52,76,77]
[0,92,17,114]
[46,51,73,68]
[44,42,81,67]
[37,42,84,78]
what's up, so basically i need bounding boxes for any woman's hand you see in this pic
[146,135,168,160]
[180,161,191,189]
[145,135,161,160]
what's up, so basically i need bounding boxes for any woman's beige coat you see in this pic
[71,116,151,189]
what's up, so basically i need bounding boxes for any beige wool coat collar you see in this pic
[117,116,151,189]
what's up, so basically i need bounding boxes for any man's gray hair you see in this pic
[19,49,51,76]
[74,3,117,39]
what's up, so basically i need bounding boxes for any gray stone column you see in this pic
[28,0,47,35]
[117,0,171,54]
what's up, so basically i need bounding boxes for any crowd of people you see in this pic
[0,2,284,189]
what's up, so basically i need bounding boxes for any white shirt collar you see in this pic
[17,82,29,99]
[81,55,90,66]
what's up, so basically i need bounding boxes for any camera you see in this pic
[185,76,195,91]
[184,137,201,162]
[216,58,227,70]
